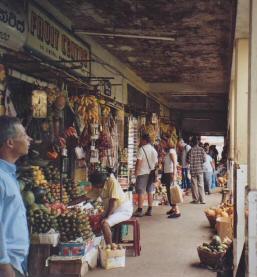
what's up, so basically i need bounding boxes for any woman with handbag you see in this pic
[162,140,181,218]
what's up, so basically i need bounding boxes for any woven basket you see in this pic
[204,212,216,228]
[197,247,226,268]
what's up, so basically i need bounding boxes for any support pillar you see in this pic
[233,38,249,275]
[247,0,257,276]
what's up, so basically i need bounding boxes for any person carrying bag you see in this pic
[142,146,158,186]
[134,134,158,217]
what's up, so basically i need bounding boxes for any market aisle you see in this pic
[88,192,220,277]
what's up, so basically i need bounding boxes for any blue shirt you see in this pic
[0,159,29,274]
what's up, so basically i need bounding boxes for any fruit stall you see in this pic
[0,63,128,276]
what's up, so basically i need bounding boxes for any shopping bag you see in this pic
[170,184,184,204]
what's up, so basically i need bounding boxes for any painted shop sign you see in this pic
[26,3,90,77]
[0,2,26,51]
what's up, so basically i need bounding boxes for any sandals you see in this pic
[166,209,175,215]
[168,212,181,218]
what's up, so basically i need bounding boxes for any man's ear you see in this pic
[5,138,14,149]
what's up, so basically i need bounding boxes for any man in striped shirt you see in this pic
[187,136,206,204]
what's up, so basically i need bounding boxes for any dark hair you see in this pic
[191,136,199,146]
[89,170,108,186]
[0,116,21,147]
[141,133,151,143]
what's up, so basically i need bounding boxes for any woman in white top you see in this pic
[203,148,215,194]
[162,140,180,218]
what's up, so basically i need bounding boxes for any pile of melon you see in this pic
[204,203,233,228]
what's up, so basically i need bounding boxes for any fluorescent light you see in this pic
[74,30,175,41]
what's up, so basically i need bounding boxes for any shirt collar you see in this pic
[0,159,16,174]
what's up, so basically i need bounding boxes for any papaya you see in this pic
[22,191,35,206]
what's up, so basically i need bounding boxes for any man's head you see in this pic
[89,170,108,188]
[204,142,209,152]
[0,116,31,161]
[191,136,199,146]
[140,133,151,146]
[178,138,185,149]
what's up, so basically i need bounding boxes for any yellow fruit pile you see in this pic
[160,123,178,146]
[32,166,48,189]
[101,243,124,251]
[205,203,233,219]
[217,176,228,187]
[102,106,111,119]
[70,95,99,125]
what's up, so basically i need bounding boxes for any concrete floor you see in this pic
[88,192,221,277]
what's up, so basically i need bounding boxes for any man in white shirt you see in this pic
[134,134,158,217]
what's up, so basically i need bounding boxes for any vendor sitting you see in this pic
[88,170,133,244]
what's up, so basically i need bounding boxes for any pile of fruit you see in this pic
[27,205,59,234]
[57,208,94,242]
[100,243,124,251]
[49,183,69,204]
[42,165,60,184]
[217,176,228,187]
[197,235,232,269]
[205,202,234,219]
[63,178,81,200]
[160,123,178,146]
[198,235,232,255]
[70,95,99,125]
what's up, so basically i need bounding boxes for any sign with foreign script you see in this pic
[0,2,26,51]
[26,3,90,77]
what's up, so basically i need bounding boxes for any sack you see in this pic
[148,169,157,185]
[170,184,184,204]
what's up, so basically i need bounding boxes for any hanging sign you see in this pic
[26,3,90,77]
[32,90,47,118]
[0,2,26,51]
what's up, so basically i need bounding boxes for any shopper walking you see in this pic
[0,116,32,277]
[178,139,191,192]
[187,136,206,204]
[88,171,133,244]
[134,133,158,217]
[162,140,181,218]
[203,148,215,194]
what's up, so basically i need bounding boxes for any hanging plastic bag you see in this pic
[170,184,184,204]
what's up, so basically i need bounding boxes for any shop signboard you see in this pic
[26,3,90,77]
[0,2,26,51]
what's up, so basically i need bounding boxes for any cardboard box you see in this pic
[59,239,94,256]
[48,257,88,277]
[99,248,126,269]
[31,232,59,247]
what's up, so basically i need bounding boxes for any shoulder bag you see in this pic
[142,146,157,185]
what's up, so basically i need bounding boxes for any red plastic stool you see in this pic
[113,217,141,256]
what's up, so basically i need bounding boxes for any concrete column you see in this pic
[233,38,249,275]
[234,39,249,164]
[228,80,235,160]
[247,1,257,276]
[248,0,257,191]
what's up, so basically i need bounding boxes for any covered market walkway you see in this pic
[89,193,220,277]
